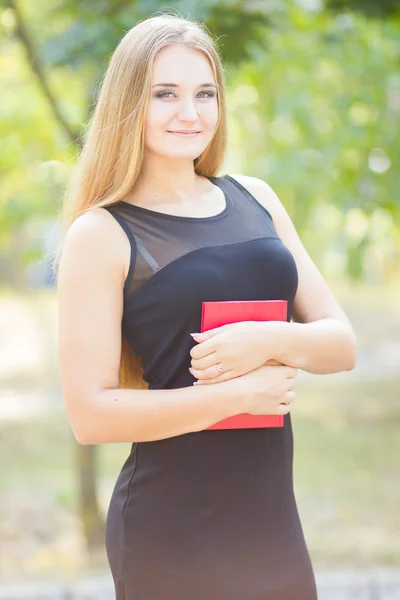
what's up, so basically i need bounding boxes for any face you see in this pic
[144,44,219,159]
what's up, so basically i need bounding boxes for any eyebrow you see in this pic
[152,83,217,88]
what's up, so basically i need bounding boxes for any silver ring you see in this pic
[213,363,224,375]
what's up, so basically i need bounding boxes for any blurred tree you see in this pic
[325,0,400,19]
[7,0,277,146]
[226,4,399,281]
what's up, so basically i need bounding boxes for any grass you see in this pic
[293,377,400,569]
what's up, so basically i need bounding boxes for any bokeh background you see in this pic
[1,0,399,597]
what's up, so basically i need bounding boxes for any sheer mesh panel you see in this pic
[104,175,278,299]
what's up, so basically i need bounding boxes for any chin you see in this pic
[162,148,206,159]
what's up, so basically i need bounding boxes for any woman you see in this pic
[57,13,356,600]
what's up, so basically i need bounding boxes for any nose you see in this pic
[177,95,199,122]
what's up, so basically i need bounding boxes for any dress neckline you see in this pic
[116,176,232,223]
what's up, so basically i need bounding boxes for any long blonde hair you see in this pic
[55,12,228,389]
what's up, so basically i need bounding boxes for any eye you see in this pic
[154,90,216,99]
[197,91,215,98]
[155,91,174,99]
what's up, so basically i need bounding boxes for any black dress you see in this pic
[103,175,318,600]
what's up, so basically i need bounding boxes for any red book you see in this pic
[200,300,288,430]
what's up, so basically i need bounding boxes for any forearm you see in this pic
[260,318,357,374]
[71,381,242,445]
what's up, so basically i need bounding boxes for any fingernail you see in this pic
[190,333,200,337]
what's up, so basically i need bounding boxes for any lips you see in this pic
[167,131,201,135]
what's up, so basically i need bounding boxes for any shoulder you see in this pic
[225,173,287,225]
[58,206,129,286]
[63,207,128,257]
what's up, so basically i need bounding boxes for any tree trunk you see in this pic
[77,444,105,550]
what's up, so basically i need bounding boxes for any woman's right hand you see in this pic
[225,364,298,416]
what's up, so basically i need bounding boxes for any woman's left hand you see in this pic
[189,321,281,384]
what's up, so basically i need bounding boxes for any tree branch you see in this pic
[8,0,81,147]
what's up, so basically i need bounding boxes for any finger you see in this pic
[189,343,217,361]
[286,367,298,378]
[284,391,296,404]
[189,364,229,381]
[190,351,217,370]
[278,403,291,415]
[192,370,235,385]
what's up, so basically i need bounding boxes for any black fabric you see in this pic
[103,175,317,599]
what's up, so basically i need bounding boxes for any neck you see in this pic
[133,155,201,201]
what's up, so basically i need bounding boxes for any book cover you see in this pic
[200,300,288,430]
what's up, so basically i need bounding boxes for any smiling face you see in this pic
[144,44,219,160]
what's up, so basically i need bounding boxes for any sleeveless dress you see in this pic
[103,175,318,600]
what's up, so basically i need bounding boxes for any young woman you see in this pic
[57,13,356,600]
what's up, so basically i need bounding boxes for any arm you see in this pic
[57,208,243,445]
[256,318,356,375]
[229,175,357,375]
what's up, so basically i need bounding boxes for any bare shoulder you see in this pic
[63,206,123,250]
[59,206,129,286]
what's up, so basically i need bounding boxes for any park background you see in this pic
[0,0,399,597]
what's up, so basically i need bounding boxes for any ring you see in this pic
[213,363,224,375]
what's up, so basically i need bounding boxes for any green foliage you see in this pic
[225,6,399,280]
[39,0,275,70]
[326,0,400,19]
[0,0,399,284]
